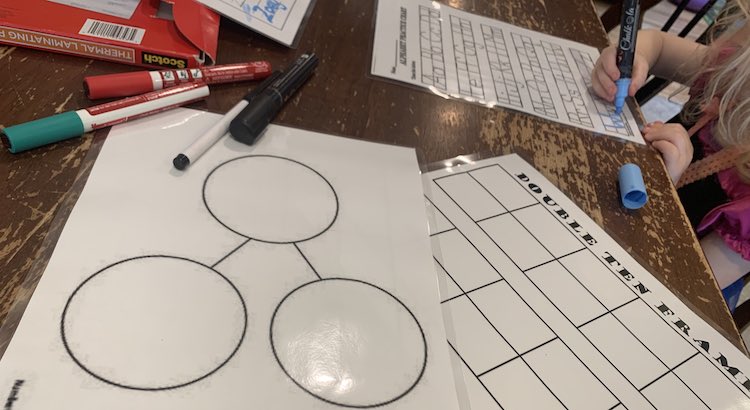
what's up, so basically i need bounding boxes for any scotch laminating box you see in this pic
[0,0,219,68]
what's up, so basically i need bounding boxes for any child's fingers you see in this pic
[591,46,620,100]
[600,48,621,81]
[642,121,664,134]
[593,66,616,100]
[644,125,688,148]
[629,57,649,96]
[645,124,693,182]
[651,140,684,182]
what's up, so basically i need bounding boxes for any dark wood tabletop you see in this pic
[0,0,745,354]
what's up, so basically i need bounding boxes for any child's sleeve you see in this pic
[699,196,750,261]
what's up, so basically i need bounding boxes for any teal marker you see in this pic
[2,111,83,153]
[2,83,209,153]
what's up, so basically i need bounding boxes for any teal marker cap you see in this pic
[2,111,85,153]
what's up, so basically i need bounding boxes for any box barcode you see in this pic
[78,19,145,45]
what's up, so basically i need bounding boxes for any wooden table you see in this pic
[0,0,745,354]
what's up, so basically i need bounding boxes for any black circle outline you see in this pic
[202,155,339,244]
[269,277,428,408]
[60,255,249,391]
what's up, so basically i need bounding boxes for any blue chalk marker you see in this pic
[614,0,640,115]
[619,163,648,210]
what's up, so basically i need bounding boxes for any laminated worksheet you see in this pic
[372,0,644,144]
[196,0,312,46]
[0,108,459,409]
[424,154,750,409]
[48,0,141,19]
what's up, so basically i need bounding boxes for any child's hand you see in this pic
[643,122,693,183]
[592,45,650,102]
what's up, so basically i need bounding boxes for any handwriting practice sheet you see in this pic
[196,0,311,46]
[0,109,459,409]
[372,0,644,144]
[424,154,750,409]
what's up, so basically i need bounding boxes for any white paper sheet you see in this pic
[0,108,459,410]
[196,0,311,46]
[48,0,141,19]
[372,0,645,144]
[424,154,750,409]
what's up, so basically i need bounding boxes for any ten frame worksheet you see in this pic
[425,154,750,410]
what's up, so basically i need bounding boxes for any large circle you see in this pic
[61,255,248,390]
[203,155,339,243]
[270,278,427,408]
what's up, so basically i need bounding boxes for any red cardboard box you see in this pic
[0,0,219,68]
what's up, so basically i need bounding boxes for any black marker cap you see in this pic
[229,53,317,146]
[229,94,280,145]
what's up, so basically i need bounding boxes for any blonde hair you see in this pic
[684,0,750,178]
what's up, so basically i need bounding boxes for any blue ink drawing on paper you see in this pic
[246,0,288,23]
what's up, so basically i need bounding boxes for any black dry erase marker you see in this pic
[229,52,319,145]
[614,0,640,114]
[172,71,283,170]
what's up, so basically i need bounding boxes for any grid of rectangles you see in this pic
[425,160,750,409]
[449,15,484,99]
[480,24,523,109]
[419,5,448,91]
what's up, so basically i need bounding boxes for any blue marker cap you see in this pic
[614,78,630,115]
[619,163,647,210]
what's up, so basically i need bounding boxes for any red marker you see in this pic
[84,61,272,99]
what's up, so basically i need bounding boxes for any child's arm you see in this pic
[639,30,707,83]
[592,29,707,101]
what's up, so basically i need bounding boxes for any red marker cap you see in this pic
[84,71,156,100]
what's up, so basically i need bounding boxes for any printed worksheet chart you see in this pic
[423,154,750,409]
[196,0,311,46]
[372,0,644,144]
[49,0,140,19]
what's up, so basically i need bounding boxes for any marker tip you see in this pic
[173,154,190,170]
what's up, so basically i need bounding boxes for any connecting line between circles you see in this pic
[293,243,322,280]
[212,238,252,268]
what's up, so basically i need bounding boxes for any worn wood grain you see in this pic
[0,0,744,357]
